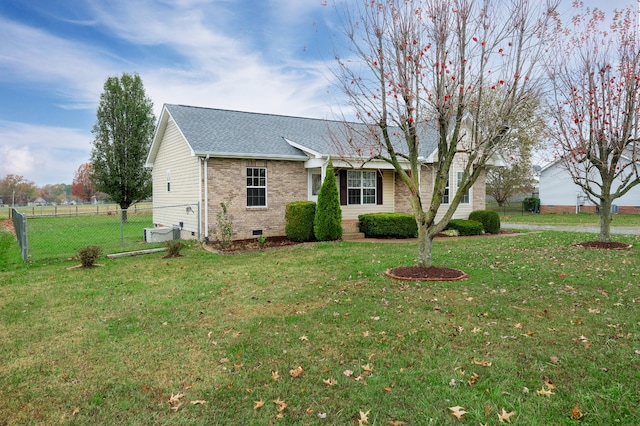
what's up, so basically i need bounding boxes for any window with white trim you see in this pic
[246,167,266,207]
[442,175,450,204]
[347,170,376,205]
[457,171,470,204]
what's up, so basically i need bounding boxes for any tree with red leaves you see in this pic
[333,0,559,268]
[547,4,640,242]
[71,163,96,202]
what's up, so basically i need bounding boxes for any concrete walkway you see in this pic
[501,223,640,235]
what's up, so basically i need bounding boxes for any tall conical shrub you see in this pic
[314,161,342,241]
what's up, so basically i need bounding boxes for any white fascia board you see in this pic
[283,138,323,159]
[331,157,407,170]
[194,151,308,161]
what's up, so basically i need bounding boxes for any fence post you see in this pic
[11,208,28,263]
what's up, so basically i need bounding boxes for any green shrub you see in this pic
[358,213,417,238]
[445,219,484,236]
[523,197,540,213]
[285,201,316,242]
[165,240,184,257]
[76,245,103,267]
[468,210,501,234]
[314,162,342,241]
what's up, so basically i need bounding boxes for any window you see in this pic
[347,170,376,205]
[457,172,470,204]
[246,167,266,207]
[311,173,322,196]
[442,175,450,204]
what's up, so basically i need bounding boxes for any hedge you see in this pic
[285,201,316,242]
[468,210,501,234]
[358,213,418,238]
[445,219,484,236]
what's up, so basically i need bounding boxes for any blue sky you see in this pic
[0,0,635,186]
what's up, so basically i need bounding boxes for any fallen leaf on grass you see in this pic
[344,369,354,377]
[497,408,516,423]
[71,407,80,416]
[358,410,370,425]
[289,366,304,378]
[449,405,467,420]
[299,335,309,341]
[219,358,230,364]
[317,412,327,418]
[168,393,185,405]
[274,397,287,412]
[362,363,373,375]
[571,404,584,419]
[536,386,554,397]
[472,359,492,367]
[549,356,560,363]
[388,421,406,425]
[323,377,337,386]
[467,372,480,386]
[271,370,280,381]
[253,399,264,410]
[190,400,206,405]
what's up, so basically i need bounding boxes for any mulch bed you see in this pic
[207,236,301,254]
[385,266,469,282]
[573,241,633,250]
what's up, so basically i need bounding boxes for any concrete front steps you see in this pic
[341,220,365,241]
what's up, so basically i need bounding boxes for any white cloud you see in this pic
[0,121,92,185]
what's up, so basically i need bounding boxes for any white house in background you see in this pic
[539,159,640,214]
[145,104,489,241]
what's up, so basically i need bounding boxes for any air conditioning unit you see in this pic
[144,227,177,243]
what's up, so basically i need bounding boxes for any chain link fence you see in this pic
[9,203,200,264]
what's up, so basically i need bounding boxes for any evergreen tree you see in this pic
[314,161,342,241]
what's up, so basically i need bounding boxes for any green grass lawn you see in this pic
[1,228,639,425]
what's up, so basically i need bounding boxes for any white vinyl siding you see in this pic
[151,118,200,232]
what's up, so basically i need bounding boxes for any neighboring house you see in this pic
[145,104,488,241]
[28,196,54,206]
[539,159,640,214]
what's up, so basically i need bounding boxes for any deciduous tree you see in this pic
[0,174,38,206]
[333,0,558,267]
[71,163,96,202]
[546,4,640,242]
[90,73,155,221]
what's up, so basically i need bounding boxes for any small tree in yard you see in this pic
[333,0,559,268]
[90,73,155,222]
[314,161,342,241]
[546,5,640,243]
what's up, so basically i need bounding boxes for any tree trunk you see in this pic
[120,207,129,224]
[416,223,434,268]
[598,198,612,243]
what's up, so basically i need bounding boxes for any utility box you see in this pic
[144,227,176,243]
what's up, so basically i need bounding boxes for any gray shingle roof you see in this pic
[164,104,438,160]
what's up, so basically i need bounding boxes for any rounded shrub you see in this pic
[76,245,103,267]
[468,210,501,234]
[165,240,184,257]
[445,219,484,236]
[358,213,417,238]
[285,201,316,242]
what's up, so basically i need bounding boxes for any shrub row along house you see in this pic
[145,104,488,241]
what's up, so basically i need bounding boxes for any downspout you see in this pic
[204,155,210,240]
